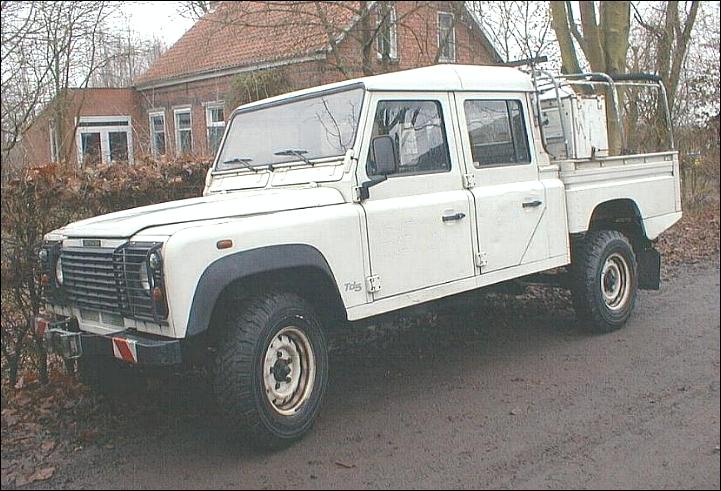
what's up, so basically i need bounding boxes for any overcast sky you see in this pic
[117,1,195,46]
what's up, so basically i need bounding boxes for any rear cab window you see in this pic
[463,99,530,167]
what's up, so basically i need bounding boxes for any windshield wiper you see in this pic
[273,149,314,167]
[221,157,258,172]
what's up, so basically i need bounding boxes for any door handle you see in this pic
[522,200,543,208]
[442,212,466,222]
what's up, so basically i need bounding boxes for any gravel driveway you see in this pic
[20,261,721,490]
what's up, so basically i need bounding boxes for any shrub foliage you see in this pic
[1,157,210,385]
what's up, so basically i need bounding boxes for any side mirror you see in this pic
[371,135,397,176]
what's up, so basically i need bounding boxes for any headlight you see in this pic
[55,257,64,285]
[148,251,161,270]
[139,264,152,293]
[39,249,49,262]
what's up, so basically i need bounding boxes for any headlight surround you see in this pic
[139,250,162,295]
[55,256,64,286]
[139,263,152,293]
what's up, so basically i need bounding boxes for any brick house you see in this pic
[18,1,500,167]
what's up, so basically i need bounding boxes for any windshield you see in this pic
[216,87,364,171]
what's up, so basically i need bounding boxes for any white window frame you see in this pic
[205,101,225,155]
[437,11,456,63]
[75,115,134,165]
[49,122,59,162]
[376,4,398,61]
[148,110,167,157]
[174,107,193,155]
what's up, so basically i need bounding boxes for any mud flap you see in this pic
[638,246,661,290]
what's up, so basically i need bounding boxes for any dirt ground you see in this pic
[3,260,720,490]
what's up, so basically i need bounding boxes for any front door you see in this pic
[454,93,549,273]
[360,94,476,299]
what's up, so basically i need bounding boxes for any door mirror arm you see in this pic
[358,175,387,201]
[359,135,396,201]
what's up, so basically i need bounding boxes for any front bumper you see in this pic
[36,315,182,366]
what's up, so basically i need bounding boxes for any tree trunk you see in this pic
[549,2,582,74]
[549,1,631,155]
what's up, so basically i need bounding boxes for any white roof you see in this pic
[361,64,533,92]
[236,64,533,113]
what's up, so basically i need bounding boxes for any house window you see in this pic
[174,108,192,155]
[376,4,398,61]
[81,132,102,166]
[149,111,166,157]
[75,116,133,165]
[438,12,456,62]
[205,103,225,156]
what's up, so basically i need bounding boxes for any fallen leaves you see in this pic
[1,372,94,488]
[14,466,55,487]
[657,201,720,270]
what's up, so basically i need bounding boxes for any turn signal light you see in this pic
[41,274,50,286]
[216,239,233,250]
[151,287,164,302]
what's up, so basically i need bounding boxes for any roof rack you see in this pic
[519,65,675,158]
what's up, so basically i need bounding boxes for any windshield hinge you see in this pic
[463,173,476,189]
[353,186,363,202]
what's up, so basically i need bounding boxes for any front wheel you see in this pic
[213,292,328,449]
[571,230,639,333]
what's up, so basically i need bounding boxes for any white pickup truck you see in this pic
[38,64,681,447]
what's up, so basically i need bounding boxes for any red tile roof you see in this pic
[135,1,356,86]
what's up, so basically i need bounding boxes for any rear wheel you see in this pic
[571,230,638,333]
[213,292,328,449]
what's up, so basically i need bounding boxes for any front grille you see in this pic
[60,242,162,322]
[62,247,120,313]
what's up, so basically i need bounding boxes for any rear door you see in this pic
[359,93,476,299]
[454,93,550,273]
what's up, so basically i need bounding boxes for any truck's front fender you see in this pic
[185,244,340,337]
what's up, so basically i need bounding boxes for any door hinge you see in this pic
[475,252,488,270]
[366,274,382,293]
[463,173,476,189]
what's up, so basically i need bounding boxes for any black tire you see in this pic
[571,230,638,333]
[76,356,139,395]
[213,292,328,449]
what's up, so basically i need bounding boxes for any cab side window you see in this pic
[367,100,451,177]
[464,99,530,167]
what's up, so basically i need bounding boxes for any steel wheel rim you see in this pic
[600,252,631,311]
[262,325,315,416]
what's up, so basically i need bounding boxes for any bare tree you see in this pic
[90,29,166,88]
[1,2,52,166]
[471,1,555,66]
[177,0,217,20]
[629,1,700,147]
[1,1,124,169]
[550,1,632,155]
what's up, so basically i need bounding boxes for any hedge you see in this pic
[0,157,211,385]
